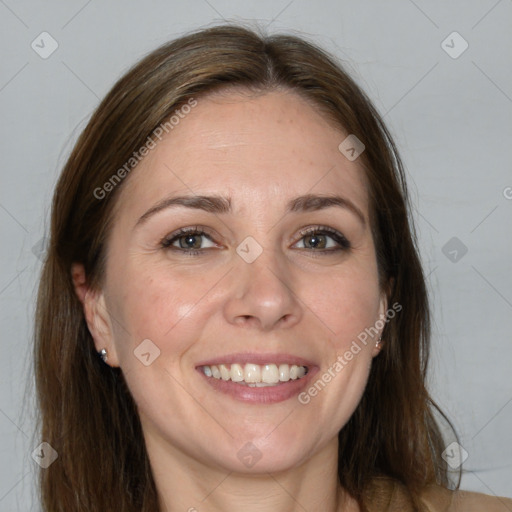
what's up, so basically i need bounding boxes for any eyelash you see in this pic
[160,225,351,256]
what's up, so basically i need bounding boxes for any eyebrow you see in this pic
[134,193,366,228]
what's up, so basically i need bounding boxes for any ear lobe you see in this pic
[71,263,119,367]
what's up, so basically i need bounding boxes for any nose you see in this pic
[222,246,303,331]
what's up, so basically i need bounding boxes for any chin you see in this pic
[212,431,317,474]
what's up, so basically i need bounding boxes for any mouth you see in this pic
[199,362,308,386]
[195,354,318,404]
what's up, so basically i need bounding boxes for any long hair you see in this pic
[34,24,459,511]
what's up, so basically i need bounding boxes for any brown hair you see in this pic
[34,24,459,511]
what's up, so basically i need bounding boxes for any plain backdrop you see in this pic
[0,0,511,509]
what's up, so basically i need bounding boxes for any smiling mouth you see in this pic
[199,363,309,387]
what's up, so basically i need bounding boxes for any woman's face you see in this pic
[91,89,387,474]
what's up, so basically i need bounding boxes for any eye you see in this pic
[161,227,218,255]
[293,226,350,252]
[160,225,350,256]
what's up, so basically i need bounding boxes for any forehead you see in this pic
[114,89,369,220]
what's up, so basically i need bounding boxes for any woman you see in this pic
[34,25,512,511]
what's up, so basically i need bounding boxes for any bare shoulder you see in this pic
[420,483,512,512]
[364,477,512,512]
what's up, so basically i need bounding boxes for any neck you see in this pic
[146,436,357,512]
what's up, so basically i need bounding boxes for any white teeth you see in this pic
[219,364,230,381]
[231,363,244,382]
[244,363,261,383]
[262,364,279,384]
[211,365,221,379]
[201,363,308,384]
[279,364,290,381]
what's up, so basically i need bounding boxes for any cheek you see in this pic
[105,269,212,416]
[295,263,382,414]
[107,247,383,375]
[298,278,379,438]
[302,265,382,347]
[106,265,206,361]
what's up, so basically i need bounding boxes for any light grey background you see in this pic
[1,0,511,509]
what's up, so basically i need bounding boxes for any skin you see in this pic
[73,89,387,512]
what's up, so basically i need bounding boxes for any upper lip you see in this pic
[195,352,316,368]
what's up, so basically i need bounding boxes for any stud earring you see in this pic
[375,337,382,348]
[98,348,108,363]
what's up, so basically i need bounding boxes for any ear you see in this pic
[372,286,389,357]
[71,263,120,367]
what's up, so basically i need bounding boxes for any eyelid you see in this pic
[160,224,350,254]
[160,225,220,249]
[293,225,351,250]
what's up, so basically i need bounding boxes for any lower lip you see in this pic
[197,367,318,404]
